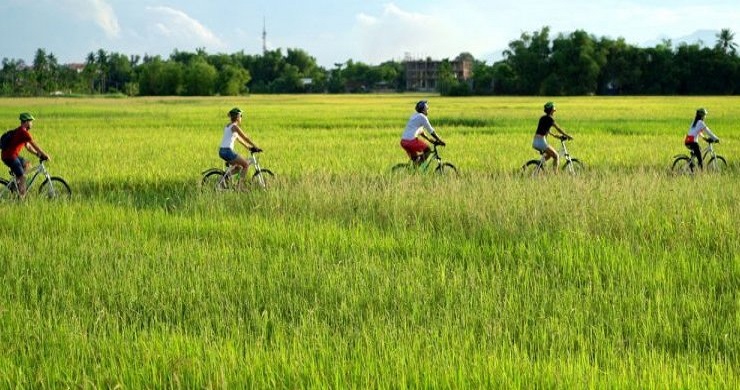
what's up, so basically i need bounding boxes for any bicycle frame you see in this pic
[201,148,273,191]
[415,143,444,172]
[1,159,71,199]
[672,139,725,173]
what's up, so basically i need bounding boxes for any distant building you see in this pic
[66,63,85,73]
[404,54,473,92]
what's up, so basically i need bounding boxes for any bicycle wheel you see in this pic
[434,162,458,175]
[0,178,18,200]
[251,169,274,189]
[391,163,413,174]
[563,159,584,175]
[39,177,71,199]
[522,160,545,177]
[671,156,694,175]
[201,170,230,191]
[706,156,727,172]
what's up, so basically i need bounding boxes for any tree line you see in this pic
[1,26,737,97]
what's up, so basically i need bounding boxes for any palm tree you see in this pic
[715,28,737,55]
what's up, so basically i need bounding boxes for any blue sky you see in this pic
[1,0,738,67]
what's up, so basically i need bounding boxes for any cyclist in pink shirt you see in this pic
[400,100,445,164]
[684,108,719,169]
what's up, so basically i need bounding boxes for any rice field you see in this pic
[0,95,738,388]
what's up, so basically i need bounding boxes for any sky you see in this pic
[1,0,738,68]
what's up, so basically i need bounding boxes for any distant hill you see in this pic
[641,29,720,48]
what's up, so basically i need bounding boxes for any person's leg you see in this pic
[4,157,27,195]
[686,143,702,169]
[544,145,559,173]
[229,155,251,189]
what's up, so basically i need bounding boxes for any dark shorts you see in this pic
[2,156,26,177]
[219,147,239,162]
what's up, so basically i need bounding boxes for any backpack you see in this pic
[0,129,15,150]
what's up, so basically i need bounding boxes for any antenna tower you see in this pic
[262,17,267,54]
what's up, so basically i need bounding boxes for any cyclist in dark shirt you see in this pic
[532,102,572,174]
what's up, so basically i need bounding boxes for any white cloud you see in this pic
[145,6,226,50]
[61,0,120,38]
[354,3,462,63]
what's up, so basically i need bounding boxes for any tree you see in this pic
[502,27,553,94]
[138,56,183,95]
[183,57,217,95]
[218,64,251,95]
[546,30,605,95]
[32,48,60,94]
[715,29,737,55]
[597,37,643,94]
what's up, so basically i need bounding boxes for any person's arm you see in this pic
[550,121,572,139]
[26,140,49,160]
[421,116,444,144]
[232,124,258,149]
[701,125,719,141]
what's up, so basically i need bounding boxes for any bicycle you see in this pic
[671,138,726,174]
[391,141,458,175]
[201,147,274,191]
[521,135,584,176]
[0,158,71,200]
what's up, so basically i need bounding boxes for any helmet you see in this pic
[19,112,34,122]
[415,100,428,113]
[543,102,556,113]
[696,108,708,116]
[228,107,243,117]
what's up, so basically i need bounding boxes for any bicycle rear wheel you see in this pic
[671,156,694,175]
[706,156,727,172]
[522,160,545,177]
[434,162,458,175]
[39,177,71,199]
[251,169,274,189]
[563,159,584,175]
[391,163,413,174]
[0,178,18,200]
[201,170,230,191]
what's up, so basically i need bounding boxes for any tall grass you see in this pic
[0,96,737,387]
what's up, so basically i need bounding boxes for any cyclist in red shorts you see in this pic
[400,100,445,164]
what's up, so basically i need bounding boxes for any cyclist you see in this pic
[218,107,261,190]
[1,112,50,196]
[400,100,445,165]
[684,108,719,169]
[532,101,572,174]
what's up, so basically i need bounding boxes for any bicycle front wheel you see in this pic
[39,177,71,199]
[201,170,230,191]
[706,156,727,172]
[671,156,694,175]
[434,162,458,175]
[251,169,274,189]
[522,160,545,177]
[563,159,584,175]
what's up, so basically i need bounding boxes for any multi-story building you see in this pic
[404,54,473,92]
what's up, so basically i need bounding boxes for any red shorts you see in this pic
[400,138,428,158]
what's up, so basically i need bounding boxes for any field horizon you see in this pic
[0,95,737,388]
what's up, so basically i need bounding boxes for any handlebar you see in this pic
[554,135,573,141]
[705,138,720,144]
[249,147,263,153]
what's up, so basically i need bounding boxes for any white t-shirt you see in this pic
[220,123,239,149]
[686,119,717,142]
[401,113,436,141]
